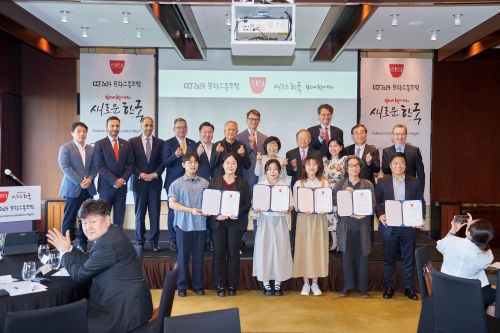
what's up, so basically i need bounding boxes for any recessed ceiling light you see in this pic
[122,12,130,24]
[98,18,111,23]
[60,11,69,23]
[81,27,88,38]
[409,21,423,26]
[391,14,399,26]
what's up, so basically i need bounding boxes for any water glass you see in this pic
[49,252,61,270]
[38,244,50,261]
[22,261,36,281]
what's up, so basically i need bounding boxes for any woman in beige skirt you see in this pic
[292,156,329,296]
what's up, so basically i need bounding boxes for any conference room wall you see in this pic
[432,52,500,204]
[0,30,22,96]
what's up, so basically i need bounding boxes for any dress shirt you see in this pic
[294,147,309,171]
[73,140,86,167]
[202,142,212,161]
[141,134,153,152]
[168,175,209,232]
[395,144,406,153]
[108,136,119,150]
[354,144,366,159]
[317,125,331,143]
[392,175,405,201]
[437,236,494,287]
[176,137,186,154]
[246,128,258,150]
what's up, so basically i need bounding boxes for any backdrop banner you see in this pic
[360,58,432,204]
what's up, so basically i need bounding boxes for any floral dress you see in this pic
[322,155,347,231]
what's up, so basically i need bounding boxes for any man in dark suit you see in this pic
[130,117,165,252]
[285,129,322,249]
[345,124,380,244]
[47,199,152,333]
[187,121,216,251]
[93,116,135,229]
[163,117,195,251]
[376,152,425,301]
[307,104,344,157]
[382,123,425,191]
[58,122,97,254]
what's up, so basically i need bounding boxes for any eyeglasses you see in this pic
[247,118,260,122]
[348,164,360,168]
[393,133,406,137]
[174,126,187,130]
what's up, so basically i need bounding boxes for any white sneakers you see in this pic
[311,283,322,296]
[301,283,322,296]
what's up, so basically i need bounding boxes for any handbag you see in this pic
[422,260,434,296]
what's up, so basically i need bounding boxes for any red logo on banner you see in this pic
[389,64,404,78]
[109,60,125,74]
[249,77,266,94]
[0,192,8,203]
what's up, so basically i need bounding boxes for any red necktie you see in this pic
[252,132,257,152]
[324,127,329,146]
[113,138,119,162]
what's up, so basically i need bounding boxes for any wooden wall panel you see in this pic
[432,56,500,203]
[439,203,461,238]
[21,44,77,200]
[0,29,21,96]
[0,92,22,187]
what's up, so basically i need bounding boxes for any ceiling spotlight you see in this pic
[226,14,231,26]
[391,14,399,26]
[453,14,463,26]
[81,27,88,38]
[376,30,383,41]
[136,28,143,38]
[431,30,439,41]
[122,12,130,24]
[60,11,69,23]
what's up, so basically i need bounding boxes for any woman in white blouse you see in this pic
[255,136,288,183]
[437,214,495,315]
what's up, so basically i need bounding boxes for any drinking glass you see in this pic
[49,252,61,270]
[38,244,50,261]
[22,261,36,281]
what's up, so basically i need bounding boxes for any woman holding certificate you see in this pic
[292,156,329,296]
[332,155,375,298]
[207,153,252,297]
[322,138,347,252]
[254,136,288,183]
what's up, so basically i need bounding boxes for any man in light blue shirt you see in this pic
[168,152,209,297]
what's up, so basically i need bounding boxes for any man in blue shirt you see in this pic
[168,152,209,297]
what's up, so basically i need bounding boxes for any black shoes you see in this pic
[193,288,205,295]
[77,244,89,254]
[216,286,226,297]
[240,241,246,251]
[136,243,144,249]
[274,287,283,296]
[177,289,187,297]
[228,286,237,296]
[262,286,273,296]
[383,287,394,299]
[152,242,161,252]
[205,242,213,252]
[404,288,419,301]
[169,242,178,252]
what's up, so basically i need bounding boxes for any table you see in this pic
[0,252,90,332]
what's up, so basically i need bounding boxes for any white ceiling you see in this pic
[12,1,500,56]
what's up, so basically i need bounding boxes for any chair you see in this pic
[4,298,87,333]
[130,262,179,333]
[433,269,500,333]
[134,244,143,265]
[163,308,241,333]
[414,245,435,333]
[495,271,500,319]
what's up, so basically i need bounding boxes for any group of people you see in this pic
[57,104,431,302]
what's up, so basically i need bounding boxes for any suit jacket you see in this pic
[285,147,322,191]
[381,144,425,191]
[308,125,344,157]
[210,138,251,178]
[206,176,252,231]
[186,140,213,182]
[61,225,152,333]
[344,144,380,186]
[93,137,135,196]
[163,136,196,193]
[235,129,268,187]
[375,174,425,236]
[58,141,97,198]
[129,135,165,193]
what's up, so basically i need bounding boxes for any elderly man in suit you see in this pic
[130,117,165,252]
[307,104,344,157]
[47,199,153,333]
[93,116,135,229]
[285,129,322,250]
[382,123,425,192]
[58,122,97,254]
[376,152,425,301]
[163,117,196,252]
[236,109,268,246]
[345,124,380,244]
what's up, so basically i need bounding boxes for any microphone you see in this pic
[4,169,26,186]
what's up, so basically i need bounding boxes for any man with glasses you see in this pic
[236,110,268,247]
[163,118,195,251]
[382,123,425,192]
[308,104,344,157]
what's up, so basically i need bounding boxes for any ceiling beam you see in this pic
[311,4,377,62]
[438,12,500,62]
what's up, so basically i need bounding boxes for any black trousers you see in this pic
[176,228,205,290]
[290,210,297,248]
[211,221,244,287]
[382,227,419,289]
[61,190,91,245]
[342,230,369,291]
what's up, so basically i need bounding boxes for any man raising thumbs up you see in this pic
[211,121,251,178]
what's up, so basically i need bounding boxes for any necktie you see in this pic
[181,140,186,154]
[113,138,119,162]
[252,133,257,152]
[301,149,306,161]
[356,147,361,158]
[145,138,151,163]
[324,127,329,146]
[397,146,403,153]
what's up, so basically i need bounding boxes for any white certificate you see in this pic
[270,186,290,212]
[353,189,373,216]
[296,187,314,213]
[385,200,403,227]
[337,190,353,217]
[314,188,333,213]
[201,189,222,216]
[402,200,423,226]
[220,191,240,217]
[252,184,271,212]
